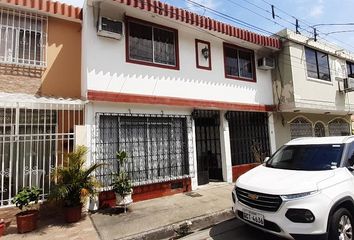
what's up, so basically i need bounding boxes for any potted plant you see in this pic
[111,151,133,210]
[0,218,5,237]
[50,145,102,223]
[12,187,41,233]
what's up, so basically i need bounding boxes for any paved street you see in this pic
[180,218,286,240]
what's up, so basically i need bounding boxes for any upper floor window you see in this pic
[126,17,179,70]
[223,43,255,82]
[0,9,47,67]
[305,47,330,81]
[347,62,354,77]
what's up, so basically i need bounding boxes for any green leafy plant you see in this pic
[12,187,41,212]
[50,145,102,207]
[111,151,132,197]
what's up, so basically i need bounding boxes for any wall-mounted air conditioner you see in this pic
[257,57,275,70]
[344,77,354,92]
[97,16,123,40]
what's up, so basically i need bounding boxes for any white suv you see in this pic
[232,136,354,240]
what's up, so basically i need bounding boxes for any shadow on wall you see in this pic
[39,18,81,99]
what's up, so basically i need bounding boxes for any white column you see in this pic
[268,112,277,154]
[220,111,232,183]
[190,118,198,190]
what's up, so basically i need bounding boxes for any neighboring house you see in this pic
[272,29,354,147]
[81,0,281,202]
[0,0,84,207]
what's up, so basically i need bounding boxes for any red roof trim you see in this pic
[115,0,281,49]
[87,90,275,112]
[1,0,82,20]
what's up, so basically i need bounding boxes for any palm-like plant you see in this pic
[50,145,102,207]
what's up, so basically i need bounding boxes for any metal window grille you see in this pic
[329,119,350,136]
[0,8,47,67]
[95,113,193,188]
[314,122,326,137]
[290,117,313,139]
[0,101,84,207]
[226,111,270,166]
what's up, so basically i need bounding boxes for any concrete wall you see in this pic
[0,16,81,98]
[82,1,274,106]
[273,112,351,148]
[274,29,354,114]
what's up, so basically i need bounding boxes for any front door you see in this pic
[193,110,222,185]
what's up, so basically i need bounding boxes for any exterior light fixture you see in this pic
[201,46,209,59]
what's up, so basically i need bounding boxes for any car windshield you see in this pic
[266,144,344,171]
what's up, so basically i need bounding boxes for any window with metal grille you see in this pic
[328,119,350,136]
[290,117,313,139]
[127,17,178,69]
[226,111,270,166]
[314,122,326,137]
[96,113,191,186]
[0,8,47,67]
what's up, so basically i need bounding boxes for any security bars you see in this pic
[95,113,193,188]
[0,101,84,207]
[0,8,47,67]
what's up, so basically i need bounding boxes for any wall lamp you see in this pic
[201,46,209,59]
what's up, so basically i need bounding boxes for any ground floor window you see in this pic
[329,119,350,136]
[96,113,191,186]
[289,117,313,139]
[226,111,270,165]
[314,122,326,137]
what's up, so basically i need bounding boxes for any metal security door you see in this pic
[193,110,222,185]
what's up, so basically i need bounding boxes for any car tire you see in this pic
[329,208,353,240]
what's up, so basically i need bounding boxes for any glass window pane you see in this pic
[153,28,176,66]
[348,62,351,76]
[317,51,330,81]
[225,46,238,77]
[305,47,318,79]
[239,50,253,79]
[128,22,153,62]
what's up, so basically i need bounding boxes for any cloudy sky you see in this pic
[61,0,354,53]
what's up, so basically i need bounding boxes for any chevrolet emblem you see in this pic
[248,193,259,200]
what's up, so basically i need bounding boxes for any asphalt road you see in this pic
[180,218,287,240]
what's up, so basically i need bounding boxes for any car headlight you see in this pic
[281,191,318,201]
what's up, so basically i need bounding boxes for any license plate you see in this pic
[243,209,264,226]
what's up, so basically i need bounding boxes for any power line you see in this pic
[325,30,354,36]
[313,23,354,27]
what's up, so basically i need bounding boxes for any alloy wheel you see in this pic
[339,215,353,240]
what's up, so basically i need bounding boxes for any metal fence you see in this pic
[94,113,194,188]
[0,100,84,207]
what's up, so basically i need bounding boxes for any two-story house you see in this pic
[0,0,84,207]
[272,29,354,147]
[81,0,281,202]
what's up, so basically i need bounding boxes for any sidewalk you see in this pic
[90,182,235,240]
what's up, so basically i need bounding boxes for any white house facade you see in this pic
[272,29,354,147]
[81,0,281,202]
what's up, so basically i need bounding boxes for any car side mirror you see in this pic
[264,157,270,163]
[348,166,354,172]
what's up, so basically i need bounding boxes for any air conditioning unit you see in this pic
[344,77,354,92]
[97,16,123,40]
[257,57,275,70]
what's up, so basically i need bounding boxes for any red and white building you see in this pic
[81,0,281,203]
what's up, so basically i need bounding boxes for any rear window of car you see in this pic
[266,144,344,171]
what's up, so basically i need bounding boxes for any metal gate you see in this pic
[226,111,270,165]
[193,110,222,185]
[0,97,85,207]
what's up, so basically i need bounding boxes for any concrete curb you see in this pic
[116,208,235,240]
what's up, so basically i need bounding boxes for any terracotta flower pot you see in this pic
[64,205,82,223]
[0,222,5,237]
[16,210,38,234]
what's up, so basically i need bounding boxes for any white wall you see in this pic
[82,1,275,106]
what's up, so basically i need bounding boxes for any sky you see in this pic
[60,0,354,53]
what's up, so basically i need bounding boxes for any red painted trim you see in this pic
[223,42,257,83]
[116,0,280,49]
[232,163,260,182]
[125,16,180,70]
[195,39,212,71]
[87,90,275,112]
[3,0,82,20]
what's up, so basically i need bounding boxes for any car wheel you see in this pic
[329,208,353,240]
